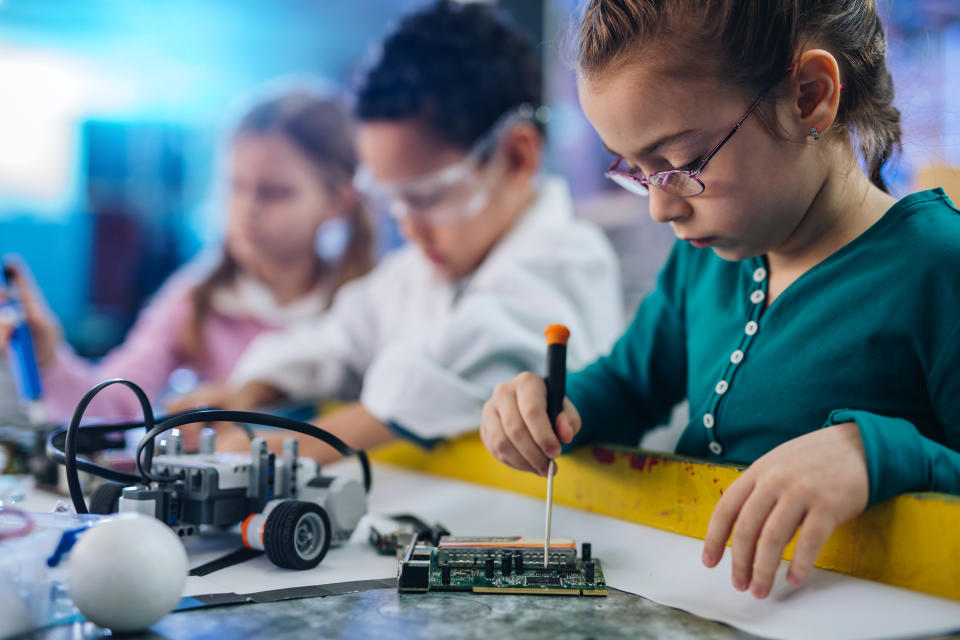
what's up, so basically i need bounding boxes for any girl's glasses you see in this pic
[604,85,773,198]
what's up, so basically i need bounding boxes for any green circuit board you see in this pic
[398,536,607,596]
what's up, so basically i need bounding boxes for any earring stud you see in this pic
[811,127,820,140]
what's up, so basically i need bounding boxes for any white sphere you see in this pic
[68,513,188,633]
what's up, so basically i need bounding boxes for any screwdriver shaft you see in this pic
[544,459,555,567]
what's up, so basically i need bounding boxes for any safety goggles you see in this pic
[354,104,536,226]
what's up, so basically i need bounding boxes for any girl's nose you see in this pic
[232,192,259,219]
[648,187,692,224]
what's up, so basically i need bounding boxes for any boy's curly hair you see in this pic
[354,0,543,150]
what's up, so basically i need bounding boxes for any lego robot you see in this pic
[86,428,366,570]
[45,378,371,571]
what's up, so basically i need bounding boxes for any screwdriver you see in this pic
[543,324,569,568]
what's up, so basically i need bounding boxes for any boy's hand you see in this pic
[480,371,581,477]
[701,422,869,598]
[0,261,62,368]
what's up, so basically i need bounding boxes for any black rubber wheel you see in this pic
[89,482,127,514]
[263,501,331,570]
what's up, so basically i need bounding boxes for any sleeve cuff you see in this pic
[823,409,927,506]
[361,344,487,440]
[384,421,443,450]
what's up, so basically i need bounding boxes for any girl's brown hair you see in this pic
[576,0,901,192]
[182,92,374,366]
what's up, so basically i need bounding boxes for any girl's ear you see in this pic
[790,48,842,139]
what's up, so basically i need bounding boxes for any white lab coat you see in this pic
[229,176,624,440]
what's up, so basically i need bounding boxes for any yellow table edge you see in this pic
[370,433,960,601]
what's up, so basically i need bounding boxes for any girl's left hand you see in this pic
[166,383,239,415]
[701,422,869,598]
[166,384,250,451]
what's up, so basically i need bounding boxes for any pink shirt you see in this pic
[42,260,329,423]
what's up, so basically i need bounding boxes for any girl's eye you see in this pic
[258,185,295,202]
[679,156,704,172]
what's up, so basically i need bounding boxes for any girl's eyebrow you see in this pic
[602,128,702,159]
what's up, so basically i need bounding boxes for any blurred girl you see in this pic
[0,90,373,422]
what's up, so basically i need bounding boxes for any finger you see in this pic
[212,423,251,453]
[786,511,835,587]
[514,373,561,459]
[3,261,42,312]
[702,472,756,568]
[166,397,189,414]
[2,260,17,282]
[4,260,57,344]
[178,423,203,451]
[749,500,807,598]
[729,488,779,591]
[0,321,12,346]
[168,395,209,414]
[481,401,538,474]
[501,389,552,475]
[555,398,581,443]
[3,261,25,286]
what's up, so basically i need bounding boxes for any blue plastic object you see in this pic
[46,527,91,568]
[0,266,43,405]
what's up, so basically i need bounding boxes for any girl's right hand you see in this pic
[0,262,62,368]
[480,371,581,477]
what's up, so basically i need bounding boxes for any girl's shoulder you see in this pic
[887,187,960,263]
[852,189,960,309]
[152,262,210,305]
[132,253,223,329]
[112,262,200,349]
[889,187,960,234]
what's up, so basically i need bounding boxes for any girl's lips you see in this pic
[686,237,716,249]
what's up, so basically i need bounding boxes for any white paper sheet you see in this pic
[364,464,960,640]
[181,530,397,598]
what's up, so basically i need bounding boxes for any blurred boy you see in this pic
[181,1,623,459]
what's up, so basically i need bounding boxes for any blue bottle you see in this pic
[1,264,44,423]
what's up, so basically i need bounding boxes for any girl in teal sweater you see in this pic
[481,0,960,600]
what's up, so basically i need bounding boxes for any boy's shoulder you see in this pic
[499,216,618,279]
[329,243,424,303]
[374,242,421,268]
[481,176,619,271]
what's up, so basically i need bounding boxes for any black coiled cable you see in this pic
[47,378,372,514]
